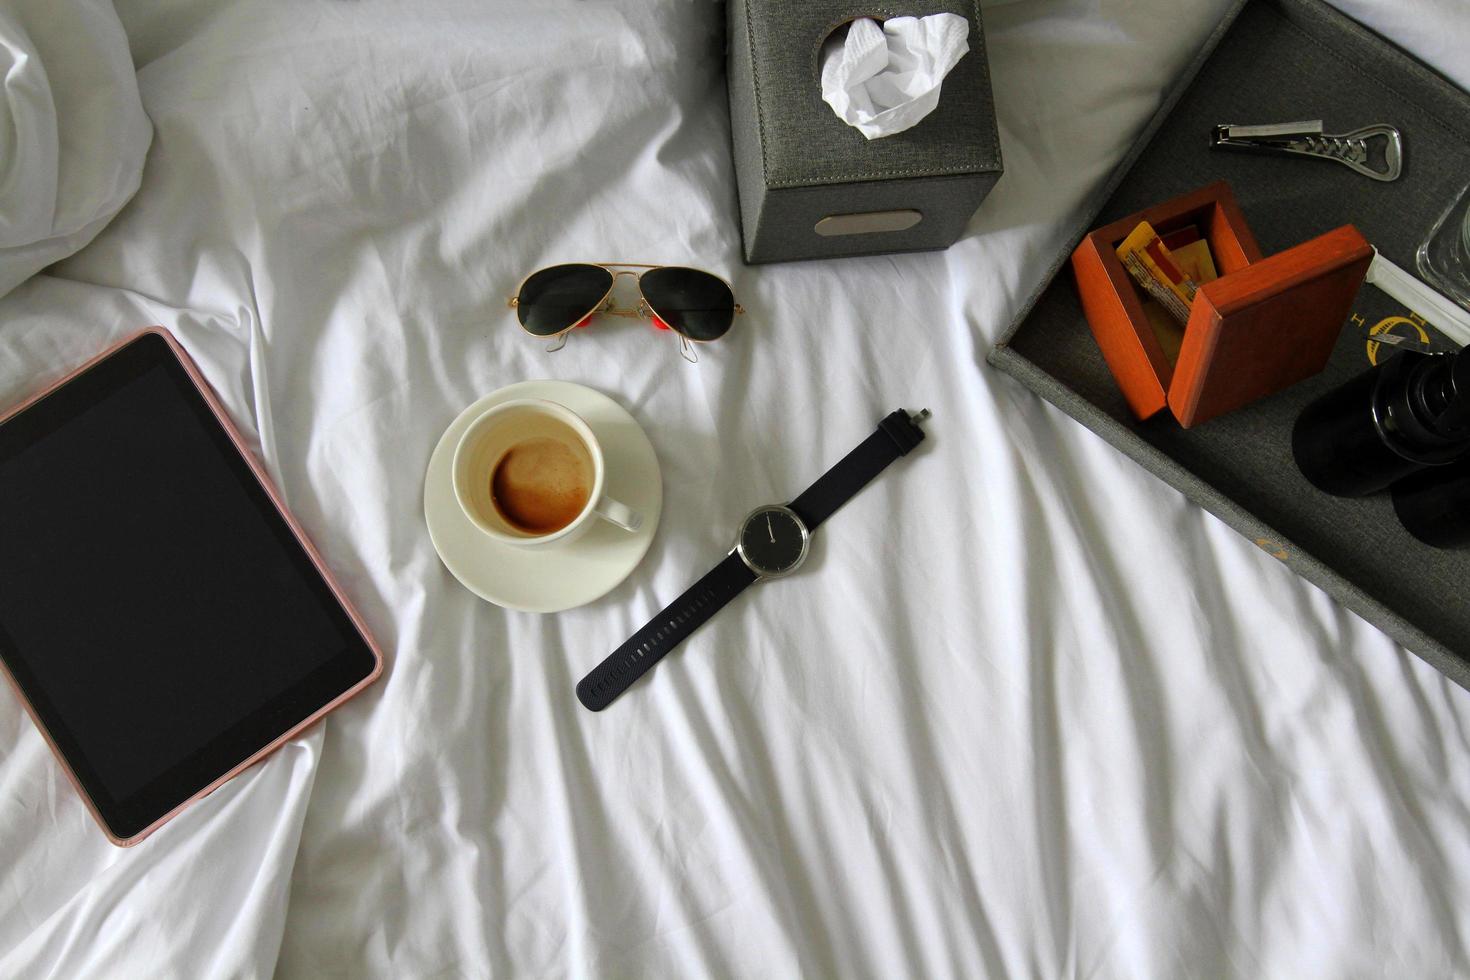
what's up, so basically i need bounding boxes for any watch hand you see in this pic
[767,514,774,542]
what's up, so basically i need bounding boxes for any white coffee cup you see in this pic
[452,399,642,548]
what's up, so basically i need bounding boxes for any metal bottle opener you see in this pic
[1210,120,1403,182]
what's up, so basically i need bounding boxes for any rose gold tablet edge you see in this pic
[0,327,386,847]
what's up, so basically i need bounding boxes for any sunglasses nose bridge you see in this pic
[608,270,651,310]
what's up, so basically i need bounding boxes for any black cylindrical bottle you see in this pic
[1293,350,1470,497]
[1392,457,1470,548]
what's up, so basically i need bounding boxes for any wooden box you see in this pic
[1071,180,1373,427]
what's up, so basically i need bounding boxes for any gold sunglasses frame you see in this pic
[507,262,745,359]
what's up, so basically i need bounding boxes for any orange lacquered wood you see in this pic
[1169,224,1373,428]
[1071,181,1265,420]
[1071,236,1169,419]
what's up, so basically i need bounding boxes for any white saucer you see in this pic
[425,380,662,613]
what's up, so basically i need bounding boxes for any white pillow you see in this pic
[0,0,151,299]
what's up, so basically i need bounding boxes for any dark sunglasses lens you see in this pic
[516,264,614,336]
[640,267,736,342]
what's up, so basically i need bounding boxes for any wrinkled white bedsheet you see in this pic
[0,0,149,300]
[2,1,1470,976]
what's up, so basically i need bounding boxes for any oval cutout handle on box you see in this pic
[814,209,923,236]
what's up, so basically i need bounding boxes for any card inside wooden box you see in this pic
[1071,180,1373,428]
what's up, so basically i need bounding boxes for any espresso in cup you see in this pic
[490,431,594,534]
[453,398,642,548]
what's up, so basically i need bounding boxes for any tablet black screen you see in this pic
[0,332,379,841]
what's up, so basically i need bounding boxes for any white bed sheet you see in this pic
[2,1,1470,976]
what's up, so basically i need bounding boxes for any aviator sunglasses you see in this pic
[508,263,743,362]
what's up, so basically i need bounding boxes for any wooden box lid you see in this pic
[1071,180,1373,427]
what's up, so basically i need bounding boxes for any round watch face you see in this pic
[736,505,809,578]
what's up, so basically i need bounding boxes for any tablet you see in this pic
[0,329,382,845]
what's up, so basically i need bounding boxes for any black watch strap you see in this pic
[576,552,757,711]
[788,409,927,530]
[578,408,928,712]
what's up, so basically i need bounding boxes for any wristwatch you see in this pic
[576,407,930,711]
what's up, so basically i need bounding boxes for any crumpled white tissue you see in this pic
[820,14,970,140]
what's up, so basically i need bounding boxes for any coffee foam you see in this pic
[490,434,593,534]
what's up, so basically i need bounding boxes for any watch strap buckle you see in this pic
[879,408,929,455]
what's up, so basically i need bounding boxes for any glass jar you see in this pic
[1418,181,1470,311]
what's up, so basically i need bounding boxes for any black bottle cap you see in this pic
[1446,349,1470,434]
[1376,352,1470,461]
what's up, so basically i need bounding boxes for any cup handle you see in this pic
[594,494,643,533]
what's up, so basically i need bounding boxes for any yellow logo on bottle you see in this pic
[1350,310,1432,366]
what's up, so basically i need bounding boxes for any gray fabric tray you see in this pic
[988,0,1470,688]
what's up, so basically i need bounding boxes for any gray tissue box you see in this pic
[726,0,1003,264]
